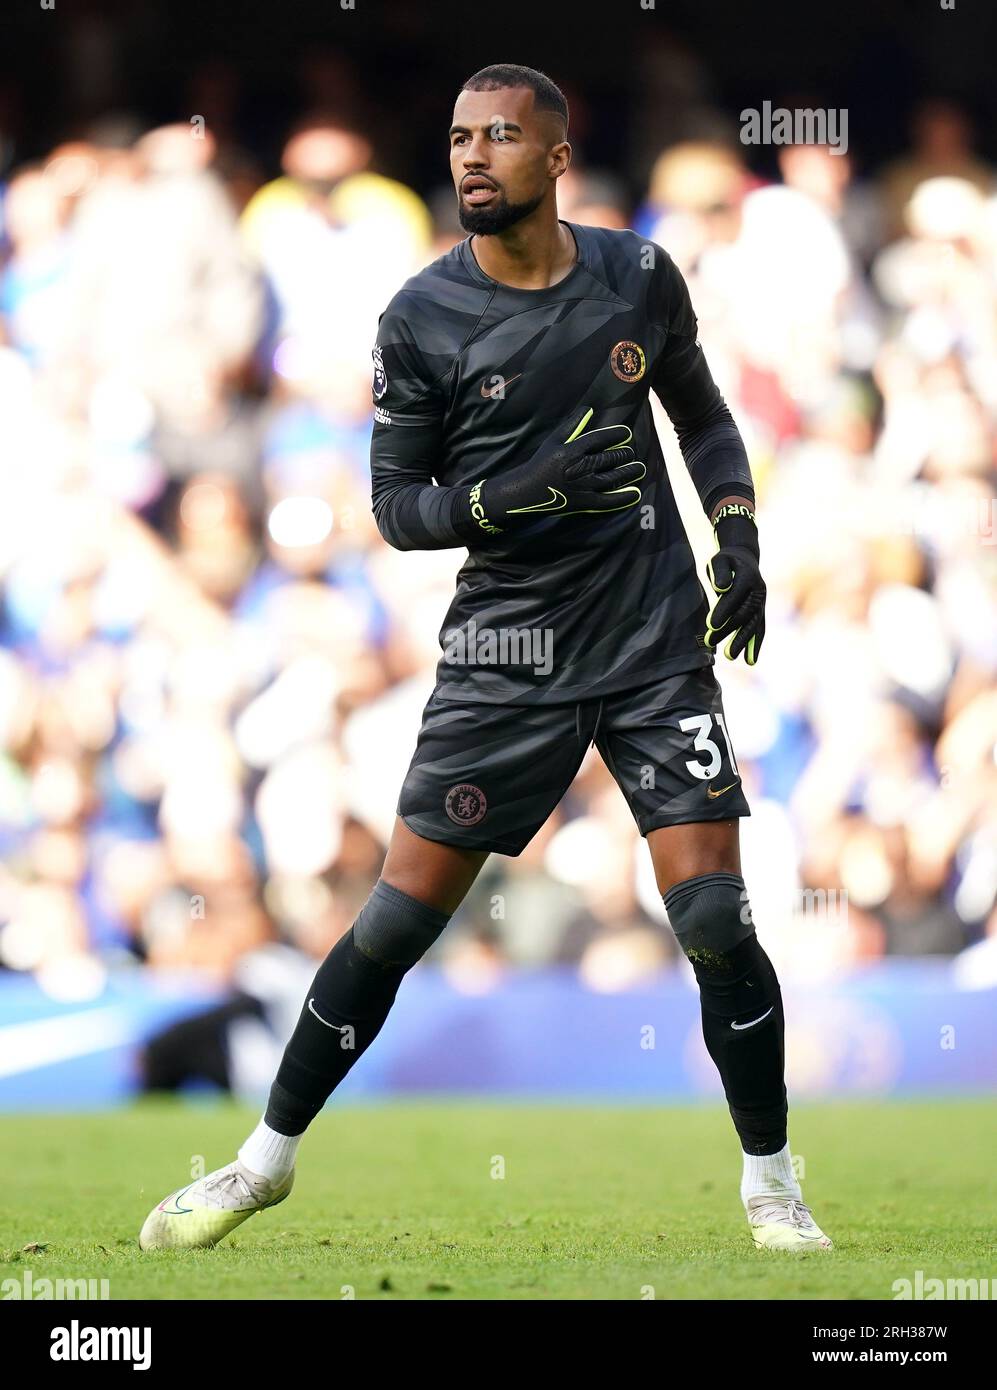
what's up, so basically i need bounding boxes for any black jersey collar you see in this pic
[459,219,591,297]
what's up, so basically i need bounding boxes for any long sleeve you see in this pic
[369,310,470,551]
[649,251,754,517]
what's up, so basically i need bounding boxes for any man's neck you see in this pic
[470,213,577,290]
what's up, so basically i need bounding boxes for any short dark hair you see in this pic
[461,64,568,133]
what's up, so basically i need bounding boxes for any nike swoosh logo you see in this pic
[706,781,738,799]
[480,372,522,399]
[508,487,567,515]
[159,1185,194,1215]
[731,1006,774,1031]
[308,999,346,1031]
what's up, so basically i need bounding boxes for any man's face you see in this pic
[450,86,568,235]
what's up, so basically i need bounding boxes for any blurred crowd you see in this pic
[0,69,995,1009]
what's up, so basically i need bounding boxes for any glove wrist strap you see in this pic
[452,479,505,541]
[713,502,758,557]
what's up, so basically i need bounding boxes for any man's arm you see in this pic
[369,313,475,551]
[370,439,473,551]
[370,310,645,551]
[649,251,765,663]
[649,252,754,519]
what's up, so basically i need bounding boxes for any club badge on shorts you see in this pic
[445,783,487,826]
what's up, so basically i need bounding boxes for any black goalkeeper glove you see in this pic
[459,408,646,538]
[704,502,766,665]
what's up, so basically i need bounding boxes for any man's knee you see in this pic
[663,871,754,966]
[663,872,782,1026]
[352,878,452,968]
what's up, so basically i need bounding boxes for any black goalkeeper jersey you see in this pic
[369,221,753,705]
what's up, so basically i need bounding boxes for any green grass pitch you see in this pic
[1,1099,993,1300]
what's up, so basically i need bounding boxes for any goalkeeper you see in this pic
[140,63,828,1259]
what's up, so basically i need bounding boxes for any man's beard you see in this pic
[457,188,544,235]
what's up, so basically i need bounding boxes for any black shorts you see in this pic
[398,665,750,856]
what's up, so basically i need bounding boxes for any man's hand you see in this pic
[704,501,765,665]
[463,408,646,536]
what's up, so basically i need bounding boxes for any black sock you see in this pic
[689,935,788,1155]
[264,883,450,1135]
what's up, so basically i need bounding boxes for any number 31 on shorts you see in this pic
[679,713,739,781]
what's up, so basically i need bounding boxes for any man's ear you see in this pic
[549,140,571,179]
